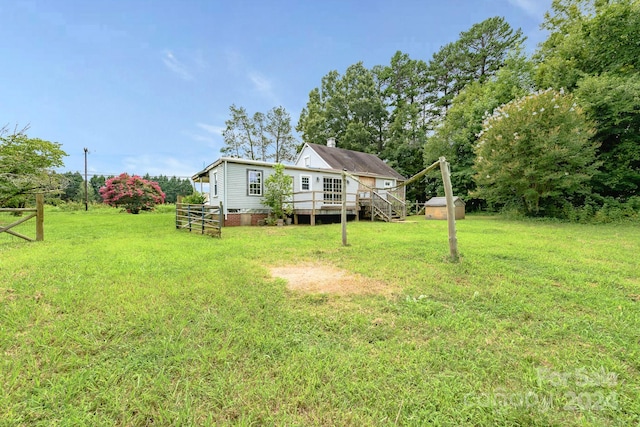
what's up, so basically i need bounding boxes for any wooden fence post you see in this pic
[371,191,374,222]
[311,192,316,226]
[36,194,44,241]
[439,157,459,261]
[341,171,347,246]
[219,202,224,230]
[175,199,181,229]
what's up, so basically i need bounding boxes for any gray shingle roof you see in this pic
[307,143,405,180]
[425,196,465,206]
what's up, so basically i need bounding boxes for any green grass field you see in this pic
[1,208,639,426]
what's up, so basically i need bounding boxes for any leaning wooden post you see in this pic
[371,190,374,222]
[219,202,224,230]
[341,171,347,246]
[36,194,44,241]
[355,193,359,222]
[201,204,205,235]
[439,157,459,261]
[176,196,182,229]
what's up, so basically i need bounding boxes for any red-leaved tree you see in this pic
[99,173,165,214]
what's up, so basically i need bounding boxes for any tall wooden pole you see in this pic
[83,148,89,211]
[439,157,459,261]
[341,171,347,246]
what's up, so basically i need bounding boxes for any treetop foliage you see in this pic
[222,105,297,163]
[296,16,525,202]
[473,89,598,214]
[0,125,67,207]
[294,0,640,217]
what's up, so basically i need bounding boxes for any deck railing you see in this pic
[386,191,406,219]
[291,191,358,211]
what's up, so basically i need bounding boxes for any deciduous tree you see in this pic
[222,105,297,162]
[576,73,640,199]
[60,171,84,202]
[262,163,293,220]
[297,63,386,154]
[473,89,598,215]
[99,173,165,214]
[535,0,640,201]
[222,105,259,160]
[266,106,297,163]
[424,52,535,208]
[0,125,67,207]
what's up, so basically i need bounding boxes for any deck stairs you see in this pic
[360,191,406,222]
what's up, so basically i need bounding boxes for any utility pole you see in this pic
[84,148,89,211]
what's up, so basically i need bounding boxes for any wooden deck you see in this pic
[290,190,406,225]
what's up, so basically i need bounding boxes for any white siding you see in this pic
[208,167,222,204]
[295,145,330,169]
[207,159,363,214]
[291,170,358,210]
[226,163,274,211]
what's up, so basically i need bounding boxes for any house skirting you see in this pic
[224,208,360,226]
[224,213,268,226]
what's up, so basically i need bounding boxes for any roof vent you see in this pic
[327,137,336,148]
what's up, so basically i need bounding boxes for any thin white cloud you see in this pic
[507,0,547,18]
[162,50,193,81]
[248,71,280,104]
[248,71,272,94]
[222,47,281,104]
[224,48,244,71]
[183,131,215,145]
[122,154,197,178]
[196,123,225,135]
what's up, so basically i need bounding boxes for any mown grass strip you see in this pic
[1,209,638,425]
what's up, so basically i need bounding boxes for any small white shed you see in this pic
[425,196,465,220]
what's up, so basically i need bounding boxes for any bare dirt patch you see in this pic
[269,263,390,296]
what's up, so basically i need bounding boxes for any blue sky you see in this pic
[0,0,551,178]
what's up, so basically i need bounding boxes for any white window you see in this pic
[300,175,311,191]
[247,170,262,196]
[384,180,392,188]
[304,156,310,167]
[323,177,342,204]
[213,172,218,197]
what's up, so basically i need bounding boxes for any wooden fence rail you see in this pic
[0,194,44,242]
[175,202,223,238]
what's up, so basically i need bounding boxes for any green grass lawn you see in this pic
[1,209,638,426]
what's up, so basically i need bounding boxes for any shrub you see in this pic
[99,173,165,214]
[181,192,206,204]
[262,164,293,220]
[473,89,598,216]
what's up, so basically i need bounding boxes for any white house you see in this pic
[191,139,406,226]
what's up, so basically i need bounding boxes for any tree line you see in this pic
[57,173,194,204]
[1,125,194,207]
[4,0,639,220]
[243,0,637,218]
